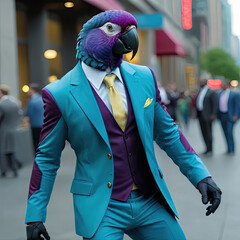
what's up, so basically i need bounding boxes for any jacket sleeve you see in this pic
[0,106,2,124]
[150,69,211,187]
[25,88,67,223]
[233,92,239,118]
[238,93,240,118]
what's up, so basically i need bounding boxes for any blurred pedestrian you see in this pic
[218,80,239,155]
[188,89,198,119]
[166,83,180,122]
[237,91,240,120]
[26,83,44,152]
[196,79,218,156]
[178,91,191,128]
[158,85,170,105]
[0,85,22,177]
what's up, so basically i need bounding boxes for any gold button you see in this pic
[108,182,112,188]
[107,153,112,159]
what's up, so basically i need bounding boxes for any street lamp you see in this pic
[64,2,74,8]
[22,85,29,93]
[230,80,239,87]
[44,50,57,59]
[49,75,58,83]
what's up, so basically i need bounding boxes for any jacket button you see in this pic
[107,153,112,159]
[108,182,112,188]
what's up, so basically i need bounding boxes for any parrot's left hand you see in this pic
[197,177,222,216]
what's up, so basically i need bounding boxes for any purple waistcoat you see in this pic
[91,84,156,202]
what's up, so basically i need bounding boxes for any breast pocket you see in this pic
[144,101,154,130]
[144,100,154,112]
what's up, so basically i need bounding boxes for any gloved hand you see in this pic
[197,177,222,216]
[26,222,50,240]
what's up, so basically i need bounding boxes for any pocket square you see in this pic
[144,98,153,108]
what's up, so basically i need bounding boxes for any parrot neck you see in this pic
[77,49,123,71]
[82,55,123,71]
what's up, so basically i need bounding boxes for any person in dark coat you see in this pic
[166,83,180,122]
[237,91,240,120]
[0,85,22,177]
[218,81,239,155]
[196,79,218,156]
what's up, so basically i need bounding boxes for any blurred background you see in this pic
[0,0,240,106]
[1,0,240,239]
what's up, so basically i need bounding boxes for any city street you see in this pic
[1,119,240,240]
[0,0,239,240]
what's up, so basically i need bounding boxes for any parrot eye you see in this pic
[99,22,121,36]
[107,24,113,30]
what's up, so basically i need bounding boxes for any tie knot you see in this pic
[103,74,116,88]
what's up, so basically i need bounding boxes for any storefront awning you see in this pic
[84,0,124,11]
[155,29,185,57]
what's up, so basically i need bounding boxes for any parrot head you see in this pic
[76,10,138,71]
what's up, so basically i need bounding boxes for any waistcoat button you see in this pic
[108,182,112,188]
[107,153,112,159]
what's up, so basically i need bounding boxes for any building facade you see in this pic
[0,0,19,98]
[129,0,200,91]
[192,0,240,79]
[1,0,220,105]
[231,35,240,65]
[221,0,232,53]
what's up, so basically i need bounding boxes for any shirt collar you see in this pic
[81,61,123,90]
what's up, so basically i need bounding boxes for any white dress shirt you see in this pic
[81,61,128,114]
[196,85,209,111]
[219,88,230,112]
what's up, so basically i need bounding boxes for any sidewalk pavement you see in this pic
[0,119,240,240]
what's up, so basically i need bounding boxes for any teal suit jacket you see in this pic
[25,61,210,238]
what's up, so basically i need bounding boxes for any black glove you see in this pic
[26,222,50,240]
[197,177,222,216]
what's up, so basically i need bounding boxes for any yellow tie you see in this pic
[104,74,138,191]
[103,74,127,132]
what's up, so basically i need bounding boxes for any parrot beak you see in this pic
[112,26,139,60]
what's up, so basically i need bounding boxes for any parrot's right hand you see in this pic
[26,222,50,240]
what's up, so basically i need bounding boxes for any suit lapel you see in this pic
[203,88,209,105]
[120,62,146,147]
[69,62,110,149]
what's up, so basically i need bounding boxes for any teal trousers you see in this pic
[84,190,186,240]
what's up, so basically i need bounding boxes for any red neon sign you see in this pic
[207,79,222,89]
[181,0,192,30]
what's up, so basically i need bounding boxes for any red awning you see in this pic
[84,0,124,11]
[155,29,185,57]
